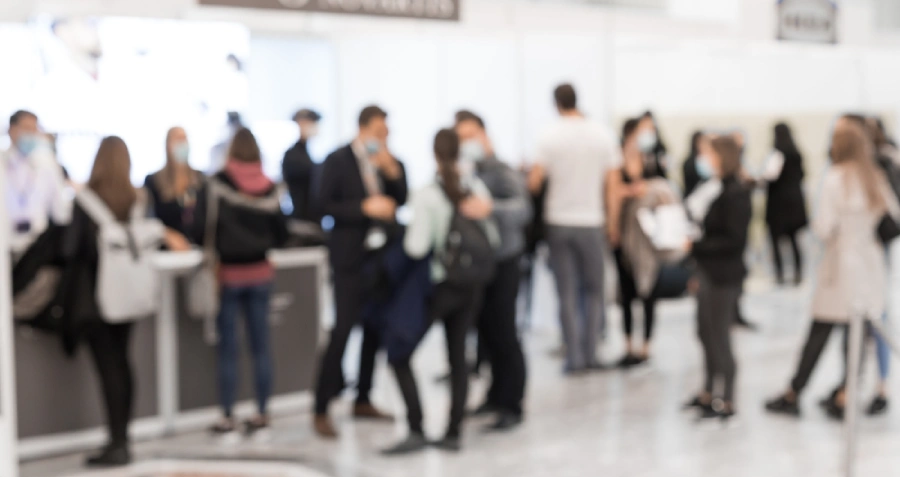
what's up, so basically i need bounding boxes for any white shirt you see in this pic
[3,145,72,253]
[534,116,622,227]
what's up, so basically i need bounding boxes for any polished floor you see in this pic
[19,252,900,477]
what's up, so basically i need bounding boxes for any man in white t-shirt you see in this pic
[529,84,622,373]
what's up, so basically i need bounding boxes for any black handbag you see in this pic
[877,213,900,245]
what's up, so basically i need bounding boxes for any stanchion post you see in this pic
[844,310,864,477]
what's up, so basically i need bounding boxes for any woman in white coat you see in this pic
[766,118,899,419]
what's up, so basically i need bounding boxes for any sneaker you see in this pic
[683,396,706,410]
[381,433,428,456]
[431,433,462,452]
[824,400,845,421]
[85,444,131,468]
[867,396,889,416]
[210,417,241,445]
[244,416,272,442]
[765,396,801,417]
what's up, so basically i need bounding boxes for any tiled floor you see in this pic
[19,262,900,477]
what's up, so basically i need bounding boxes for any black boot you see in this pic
[432,431,462,452]
[85,443,131,468]
[487,411,523,432]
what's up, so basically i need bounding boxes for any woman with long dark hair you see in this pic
[682,130,705,198]
[383,128,497,455]
[766,119,898,419]
[193,128,289,439]
[636,111,670,179]
[764,123,808,285]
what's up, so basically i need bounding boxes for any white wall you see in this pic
[0,165,18,477]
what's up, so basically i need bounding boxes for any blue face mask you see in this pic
[460,140,486,163]
[696,155,714,179]
[172,142,190,164]
[16,134,40,157]
[364,139,381,156]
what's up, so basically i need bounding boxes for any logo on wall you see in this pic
[777,0,838,44]
[199,0,460,21]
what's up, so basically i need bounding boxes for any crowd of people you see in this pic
[6,83,900,467]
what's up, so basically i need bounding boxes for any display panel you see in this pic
[0,17,250,183]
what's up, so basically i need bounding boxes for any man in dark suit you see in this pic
[282,108,321,222]
[313,105,408,438]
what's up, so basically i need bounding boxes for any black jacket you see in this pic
[144,170,205,238]
[317,144,408,272]
[766,150,808,236]
[62,203,104,323]
[193,171,289,265]
[692,177,752,286]
[282,140,319,222]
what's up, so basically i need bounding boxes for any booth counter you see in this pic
[14,247,328,460]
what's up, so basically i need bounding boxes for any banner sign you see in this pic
[198,0,460,21]
[777,0,838,44]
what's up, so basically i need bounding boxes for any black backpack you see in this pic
[441,210,496,288]
[877,154,900,204]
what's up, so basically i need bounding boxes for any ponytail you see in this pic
[434,128,466,205]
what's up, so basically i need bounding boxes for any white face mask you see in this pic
[460,139,486,163]
[637,131,657,153]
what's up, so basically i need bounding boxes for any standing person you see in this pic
[765,120,898,420]
[682,131,705,199]
[728,130,758,331]
[4,110,71,254]
[637,111,670,179]
[193,128,289,438]
[608,118,664,367]
[313,105,408,438]
[384,128,497,455]
[63,137,177,467]
[144,127,203,251]
[683,135,752,422]
[529,84,622,374]
[864,116,896,415]
[455,111,531,430]
[283,108,322,222]
[763,123,808,285]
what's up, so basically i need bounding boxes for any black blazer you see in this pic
[282,140,319,222]
[692,177,752,286]
[682,156,702,199]
[317,144,408,272]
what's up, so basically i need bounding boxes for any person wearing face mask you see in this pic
[144,127,203,252]
[283,109,323,222]
[454,110,531,430]
[4,110,71,254]
[682,135,752,424]
[313,105,408,438]
[636,112,669,179]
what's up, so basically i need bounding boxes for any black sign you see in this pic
[198,0,460,21]
[778,0,838,44]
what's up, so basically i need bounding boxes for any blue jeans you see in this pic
[217,283,274,417]
[875,313,891,381]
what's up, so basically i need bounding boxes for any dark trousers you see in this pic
[479,256,527,416]
[790,320,870,395]
[217,283,274,417]
[86,321,134,446]
[315,271,380,414]
[393,283,480,436]
[697,273,740,403]
[770,229,803,282]
[613,249,657,342]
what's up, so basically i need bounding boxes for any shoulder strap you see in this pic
[203,180,221,258]
[76,189,117,226]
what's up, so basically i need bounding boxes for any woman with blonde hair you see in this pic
[144,126,204,251]
[766,118,900,419]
